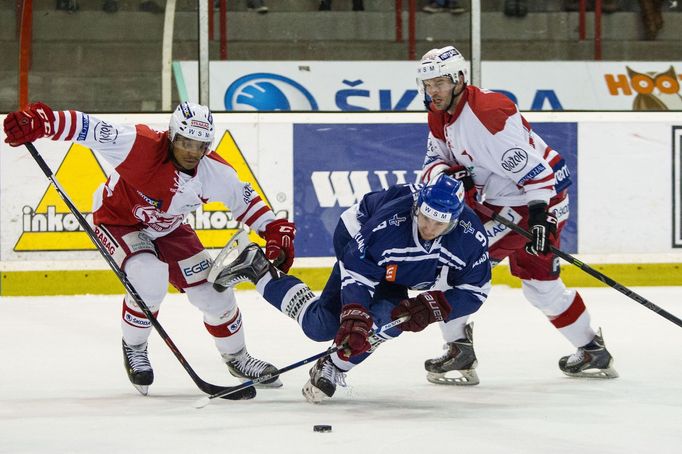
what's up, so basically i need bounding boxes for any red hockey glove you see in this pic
[444,165,478,207]
[263,219,296,272]
[3,102,56,147]
[334,304,373,361]
[391,290,451,332]
[525,202,558,256]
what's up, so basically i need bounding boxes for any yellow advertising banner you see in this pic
[14,130,268,252]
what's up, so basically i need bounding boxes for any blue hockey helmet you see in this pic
[415,174,465,234]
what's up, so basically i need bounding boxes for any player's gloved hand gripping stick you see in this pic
[473,201,682,328]
[193,315,409,408]
[23,142,257,400]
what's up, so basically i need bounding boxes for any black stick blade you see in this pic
[201,383,256,400]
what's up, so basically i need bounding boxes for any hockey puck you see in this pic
[313,425,332,433]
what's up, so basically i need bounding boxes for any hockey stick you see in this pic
[194,315,409,408]
[23,142,256,400]
[475,202,682,328]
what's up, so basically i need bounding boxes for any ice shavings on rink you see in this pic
[1,287,681,454]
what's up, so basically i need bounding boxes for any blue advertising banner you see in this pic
[294,122,578,257]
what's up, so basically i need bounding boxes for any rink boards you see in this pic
[0,112,681,295]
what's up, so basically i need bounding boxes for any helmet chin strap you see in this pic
[446,82,466,112]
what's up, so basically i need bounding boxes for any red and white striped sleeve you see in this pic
[50,110,138,168]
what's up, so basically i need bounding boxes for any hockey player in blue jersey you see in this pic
[211,174,492,403]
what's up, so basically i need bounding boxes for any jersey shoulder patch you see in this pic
[466,86,518,136]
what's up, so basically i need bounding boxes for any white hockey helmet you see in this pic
[416,46,469,94]
[169,101,215,144]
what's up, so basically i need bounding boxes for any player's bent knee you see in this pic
[186,282,237,318]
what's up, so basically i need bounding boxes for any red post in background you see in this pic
[578,0,586,40]
[395,0,403,43]
[219,0,227,60]
[18,0,33,109]
[594,0,602,60]
[408,0,416,60]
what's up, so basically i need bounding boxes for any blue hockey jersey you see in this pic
[336,184,492,320]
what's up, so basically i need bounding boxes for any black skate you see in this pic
[211,243,279,291]
[425,323,479,386]
[559,329,618,378]
[302,357,347,403]
[223,348,283,388]
[122,339,154,396]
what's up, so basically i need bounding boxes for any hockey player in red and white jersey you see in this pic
[415,46,618,383]
[3,101,296,396]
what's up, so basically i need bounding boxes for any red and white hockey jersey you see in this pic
[420,85,569,207]
[48,111,274,238]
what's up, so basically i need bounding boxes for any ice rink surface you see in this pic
[1,286,681,454]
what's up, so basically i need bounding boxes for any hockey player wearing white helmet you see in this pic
[4,101,296,396]
[168,102,214,170]
[415,46,618,384]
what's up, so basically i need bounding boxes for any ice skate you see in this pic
[559,329,618,379]
[211,243,278,290]
[223,348,282,388]
[425,323,479,386]
[302,357,347,403]
[122,339,154,396]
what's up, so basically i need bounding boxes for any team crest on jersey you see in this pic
[459,220,475,234]
[133,205,184,232]
[388,213,406,227]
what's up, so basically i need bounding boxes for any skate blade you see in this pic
[562,365,619,379]
[301,381,328,404]
[132,384,150,396]
[427,369,480,386]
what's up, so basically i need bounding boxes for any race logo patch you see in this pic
[123,308,152,328]
[190,119,210,130]
[484,207,522,247]
[178,250,213,284]
[500,148,528,174]
[94,121,119,144]
[385,264,398,282]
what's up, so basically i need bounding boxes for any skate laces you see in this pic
[320,358,347,387]
[228,351,272,378]
[567,333,606,366]
[434,343,454,361]
[566,348,586,366]
[124,343,152,371]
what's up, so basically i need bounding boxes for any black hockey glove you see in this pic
[525,202,558,256]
